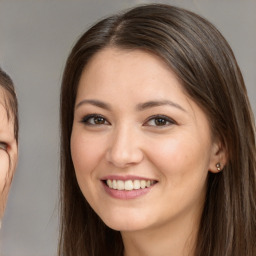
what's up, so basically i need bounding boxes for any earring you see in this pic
[216,163,221,171]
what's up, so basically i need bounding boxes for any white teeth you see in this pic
[106,179,155,190]
[117,180,124,190]
[133,180,141,190]
[140,180,146,189]
[124,180,133,191]
[112,180,117,189]
[107,179,112,188]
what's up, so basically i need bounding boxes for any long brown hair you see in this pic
[59,4,256,255]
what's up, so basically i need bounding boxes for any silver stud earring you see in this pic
[216,163,221,171]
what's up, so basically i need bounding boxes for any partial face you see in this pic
[71,48,221,232]
[0,89,17,222]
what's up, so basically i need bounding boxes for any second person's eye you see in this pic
[144,115,176,127]
[81,114,110,126]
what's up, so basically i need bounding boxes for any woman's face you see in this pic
[71,48,222,232]
[0,89,17,221]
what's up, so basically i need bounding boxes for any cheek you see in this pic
[147,136,210,214]
[70,131,105,178]
[0,152,9,191]
[70,130,106,211]
[146,134,211,183]
[0,152,10,217]
[148,137,194,170]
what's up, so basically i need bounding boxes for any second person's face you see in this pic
[71,48,221,233]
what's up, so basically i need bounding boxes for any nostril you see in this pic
[106,147,144,168]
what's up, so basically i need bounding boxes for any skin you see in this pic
[0,88,17,225]
[71,48,226,256]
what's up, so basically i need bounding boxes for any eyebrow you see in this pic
[136,100,186,112]
[76,99,111,110]
[76,99,186,112]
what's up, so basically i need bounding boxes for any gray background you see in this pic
[0,0,255,255]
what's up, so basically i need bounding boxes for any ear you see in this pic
[208,139,227,173]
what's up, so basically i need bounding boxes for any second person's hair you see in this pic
[59,4,256,256]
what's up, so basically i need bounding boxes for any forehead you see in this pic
[0,88,7,113]
[0,88,14,132]
[79,48,182,95]
[0,86,14,115]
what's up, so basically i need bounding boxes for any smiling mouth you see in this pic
[104,179,157,191]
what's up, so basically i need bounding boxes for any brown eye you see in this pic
[144,115,176,127]
[94,116,105,125]
[154,118,168,126]
[0,142,7,151]
[81,114,110,126]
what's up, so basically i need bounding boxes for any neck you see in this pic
[121,211,200,256]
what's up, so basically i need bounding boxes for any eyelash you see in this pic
[80,114,176,127]
[81,114,110,126]
[0,142,8,151]
[144,115,176,127]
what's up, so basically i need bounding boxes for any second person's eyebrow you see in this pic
[75,99,186,113]
[136,100,186,112]
[75,99,111,110]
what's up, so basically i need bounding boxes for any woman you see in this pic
[59,4,256,256]
[0,67,18,228]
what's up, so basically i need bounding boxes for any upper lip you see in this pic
[101,175,157,181]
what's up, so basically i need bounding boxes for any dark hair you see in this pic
[0,67,18,142]
[59,4,256,256]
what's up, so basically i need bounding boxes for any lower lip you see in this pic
[102,182,154,200]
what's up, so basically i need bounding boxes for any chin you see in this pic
[106,221,146,232]
[99,211,150,232]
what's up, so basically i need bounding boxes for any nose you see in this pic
[106,125,144,168]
